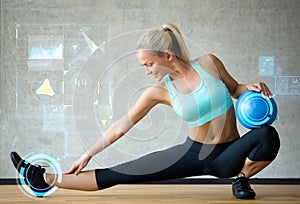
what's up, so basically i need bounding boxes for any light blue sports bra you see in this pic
[164,60,233,127]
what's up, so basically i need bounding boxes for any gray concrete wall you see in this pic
[1,0,299,178]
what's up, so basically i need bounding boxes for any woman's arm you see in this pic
[206,54,272,99]
[87,86,162,156]
[64,85,167,175]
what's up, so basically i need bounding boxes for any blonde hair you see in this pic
[137,24,190,64]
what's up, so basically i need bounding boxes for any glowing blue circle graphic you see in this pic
[236,91,278,129]
[18,154,62,197]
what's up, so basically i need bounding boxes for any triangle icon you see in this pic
[36,78,55,96]
[72,44,78,50]
[101,119,107,126]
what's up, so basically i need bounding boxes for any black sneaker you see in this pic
[232,177,256,199]
[10,152,52,197]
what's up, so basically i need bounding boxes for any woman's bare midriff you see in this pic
[188,106,240,144]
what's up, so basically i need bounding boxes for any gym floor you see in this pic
[1,184,299,203]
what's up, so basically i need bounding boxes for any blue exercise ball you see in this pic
[235,91,278,129]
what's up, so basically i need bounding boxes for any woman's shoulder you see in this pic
[194,54,223,79]
[194,54,220,65]
[143,81,171,106]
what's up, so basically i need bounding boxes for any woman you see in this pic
[11,24,280,199]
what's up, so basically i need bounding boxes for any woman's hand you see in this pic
[63,152,92,175]
[246,82,273,98]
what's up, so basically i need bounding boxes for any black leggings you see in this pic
[95,125,280,190]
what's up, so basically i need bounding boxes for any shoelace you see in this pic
[235,178,251,190]
[32,165,48,173]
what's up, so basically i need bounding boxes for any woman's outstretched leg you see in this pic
[10,152,99,193]
[46,170,98,191]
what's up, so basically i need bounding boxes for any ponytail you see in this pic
[137,24,190,64]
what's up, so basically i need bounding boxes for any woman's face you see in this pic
[136,51,171,81]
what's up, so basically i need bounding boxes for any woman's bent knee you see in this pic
[249,125,280,161]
